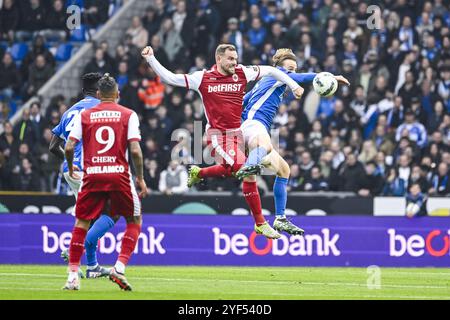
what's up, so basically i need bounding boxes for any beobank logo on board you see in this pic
[389,229,450,257]
[212,228,341,256]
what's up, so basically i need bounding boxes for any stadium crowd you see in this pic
[0,0,449,198]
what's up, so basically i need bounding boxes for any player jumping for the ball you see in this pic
[189,48,349,235]
[239,48,349,234]
[63,74,148,291]
[141,44,304,239]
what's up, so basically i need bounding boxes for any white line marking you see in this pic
[0,273,448,290]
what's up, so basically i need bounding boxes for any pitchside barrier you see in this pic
[1,214,449,267]
[1,193,449,216]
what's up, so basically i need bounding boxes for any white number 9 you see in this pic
[95,126,115,154]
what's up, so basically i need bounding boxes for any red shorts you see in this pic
[74,189,141,220]
[206,129,246,172]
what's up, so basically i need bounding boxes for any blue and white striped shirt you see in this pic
[242,67,315,132]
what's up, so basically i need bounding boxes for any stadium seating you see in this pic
[9,43,28,63]
[69,25,87,42]
[55,43,74,62]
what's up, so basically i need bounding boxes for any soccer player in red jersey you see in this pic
[63,74,148,291]
[141,44,304,239]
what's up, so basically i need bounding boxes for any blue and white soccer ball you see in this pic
[313,72,338,97]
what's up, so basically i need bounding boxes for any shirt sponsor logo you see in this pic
[207,83,243,93]
[90,110,121,122]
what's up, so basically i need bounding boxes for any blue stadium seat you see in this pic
[70,25,86,42]
[9,43,28,62]
[66,0,84,7]
[55,43,73,62]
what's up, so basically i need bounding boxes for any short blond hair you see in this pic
[215,44,237,56]
[272,48,297,67]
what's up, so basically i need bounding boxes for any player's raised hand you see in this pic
[136,177,149,198]
[141,46,154,58]
[293,86,304,99]
[334,75,350,86]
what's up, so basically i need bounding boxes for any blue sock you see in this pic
[245,146,267,167]
[85,215,115,267]
[273,176,288,216]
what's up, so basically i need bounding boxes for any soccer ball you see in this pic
[313,72,338,97]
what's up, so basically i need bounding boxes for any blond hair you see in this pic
[272,48,297,67]
[215,44,237,56]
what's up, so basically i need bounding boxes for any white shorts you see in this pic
[63,171,83,216]
[240,119,270,146]
[63,171,83,198]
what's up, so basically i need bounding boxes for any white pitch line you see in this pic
[0,273,448,290]
[0,286,446,300]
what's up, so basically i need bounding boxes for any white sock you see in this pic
[114,261,125,274]
[68,271,79,282]
[87,264,98,270]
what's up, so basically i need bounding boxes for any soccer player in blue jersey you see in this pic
[50,73,116,278]
[236,48,350,234]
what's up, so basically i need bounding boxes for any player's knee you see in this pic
[278,159,290,178]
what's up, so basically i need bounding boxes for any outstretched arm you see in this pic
[257,66,304,98]
[290,73,350,86]
[141,46,201,90]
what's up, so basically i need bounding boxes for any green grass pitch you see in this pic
[0,265,448,300]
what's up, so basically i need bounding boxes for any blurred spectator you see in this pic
[429,162,450,196]
[408,164,430,194]
[247,17,266,50]
[38,0,68,42]
[150,34,170,68]
[405,183,427,217]
[84,48,114,75]
[142,5,163,40]
[157,18,183,63]
[158,160,188,195]
[395,110,427,148]
[21,35,55,82]
[383,167,407,196]
[144,159,160,192]
[13,157,40,191]
[138,74,165,111]
[83,0,109,30]
[16,0,46,42]
[13,108,39,149]
[0,0,20,42]
[126,16,149,49]
[303,166,329,191]
[358,161,384,196]
[338,153,366,192]
[358,140,377,164]
[25,54,54,99]
[0,53,21,102]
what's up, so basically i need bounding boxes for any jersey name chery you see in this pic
[68,102,141,192]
